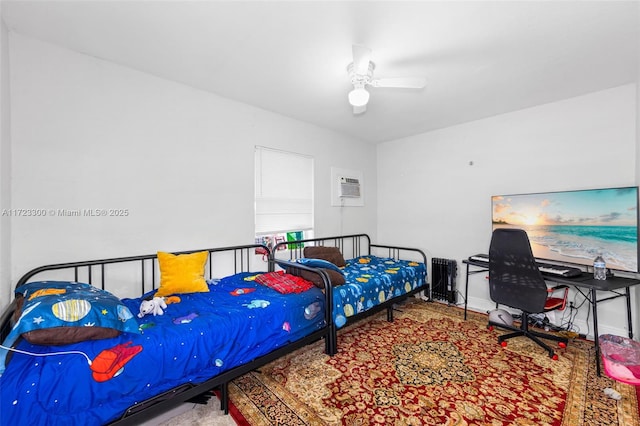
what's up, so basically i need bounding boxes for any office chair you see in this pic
[488,228,569,359]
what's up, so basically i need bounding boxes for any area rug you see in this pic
[228,300,639,425]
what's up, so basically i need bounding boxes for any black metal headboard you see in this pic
[271,233,427,265]
[1,244,270,343]
[272,234,372,260]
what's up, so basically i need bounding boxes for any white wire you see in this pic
[0,344,92,365]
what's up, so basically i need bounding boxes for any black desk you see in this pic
[462,257,640,376]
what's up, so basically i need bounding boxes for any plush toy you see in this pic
[138,297,167,318]
[164,296,181,305]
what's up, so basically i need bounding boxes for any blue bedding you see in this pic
[0,272,326,425]
[332,256,426,328]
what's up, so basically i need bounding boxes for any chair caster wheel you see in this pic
[552,354,559,360]
[558,342,567,348]
[488,325,494,331]
[500,341,507,347]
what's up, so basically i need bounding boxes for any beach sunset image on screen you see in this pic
[491,187,639,272]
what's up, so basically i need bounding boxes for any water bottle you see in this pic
[593,254,607,280]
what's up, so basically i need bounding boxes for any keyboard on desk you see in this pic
[467,254,583,278]
[536,262,583,278]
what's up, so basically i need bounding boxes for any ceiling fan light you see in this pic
[348,88,369,107]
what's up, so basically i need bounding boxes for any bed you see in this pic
[0,244,331,425]
[272,234,428,351]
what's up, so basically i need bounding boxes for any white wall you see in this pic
[0,17,11,311]
[377,84,637,338]
[2,33,376,304]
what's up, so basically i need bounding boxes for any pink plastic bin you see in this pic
[600,334,640,386]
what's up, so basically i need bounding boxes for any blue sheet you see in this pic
[332,256,427,328]
[0,272,326,425]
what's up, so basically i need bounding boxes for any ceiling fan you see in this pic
[347,44,426,115]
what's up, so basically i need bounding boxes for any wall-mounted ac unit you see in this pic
[339,177,361,198]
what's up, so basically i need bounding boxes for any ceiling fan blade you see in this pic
[372,77,426,89]
[353,104,367,115]
[352,44,372,75]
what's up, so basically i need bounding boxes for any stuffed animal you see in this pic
[138,297,167,318]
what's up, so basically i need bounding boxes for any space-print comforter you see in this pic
[0,272,325,425]
[332,256,427,328]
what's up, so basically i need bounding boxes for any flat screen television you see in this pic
[491,186,639,273]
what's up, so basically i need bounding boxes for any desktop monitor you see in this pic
[491,186,639,273]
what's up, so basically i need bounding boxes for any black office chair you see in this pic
[488,228,568,359]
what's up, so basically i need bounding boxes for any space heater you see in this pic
[431,258,457,304]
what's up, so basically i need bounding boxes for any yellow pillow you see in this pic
[155,251,209,297]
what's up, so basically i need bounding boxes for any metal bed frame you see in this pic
[271,234,429,352]
[0,244,333,425]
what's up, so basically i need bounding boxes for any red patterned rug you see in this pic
[229,300,639,425]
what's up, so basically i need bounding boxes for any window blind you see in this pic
[255,147,313,235]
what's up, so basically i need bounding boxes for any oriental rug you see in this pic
[228,300,639,425]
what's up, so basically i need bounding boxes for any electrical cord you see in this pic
[0,344,92,365]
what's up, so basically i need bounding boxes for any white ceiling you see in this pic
[2,1,639,144]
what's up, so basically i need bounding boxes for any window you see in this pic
[254,146,313,251]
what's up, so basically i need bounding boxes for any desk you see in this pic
[462,257,640,376]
